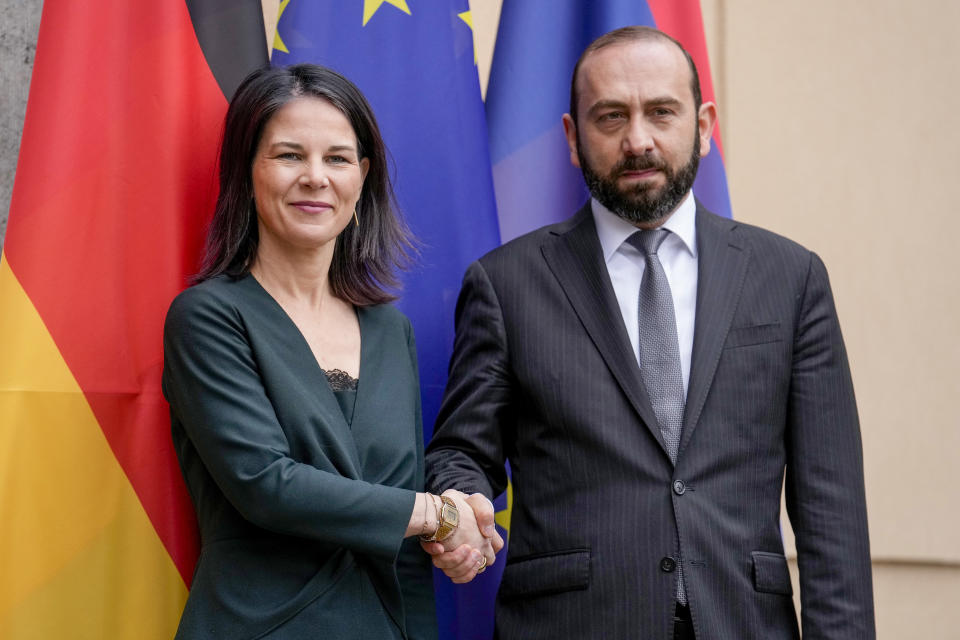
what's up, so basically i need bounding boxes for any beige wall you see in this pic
[710,1,960,634]
[261,0,960,634]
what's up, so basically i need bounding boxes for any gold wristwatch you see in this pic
[421,495,459,542]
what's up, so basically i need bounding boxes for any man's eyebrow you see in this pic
[587,99,629,116]
[587,96,685,116]
[644,96,684,109]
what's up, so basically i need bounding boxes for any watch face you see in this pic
[442,501,459,527]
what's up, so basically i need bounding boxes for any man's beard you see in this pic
[579,134,700,226]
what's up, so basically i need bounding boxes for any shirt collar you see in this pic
[592,191,698,263]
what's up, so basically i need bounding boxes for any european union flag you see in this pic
[488,0,732,243]
[272,3,501,637]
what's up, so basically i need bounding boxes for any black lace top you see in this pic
[322,368,358,391]
[323,368,359,426]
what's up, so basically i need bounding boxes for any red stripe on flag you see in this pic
[5,0,230,583]
[647,0,725,156]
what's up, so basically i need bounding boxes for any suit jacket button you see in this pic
[673,480,686,495]
[660,556,677,573]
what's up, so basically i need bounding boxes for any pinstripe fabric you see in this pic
[426,204,874,639]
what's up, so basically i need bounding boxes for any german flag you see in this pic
[0,1,267,636]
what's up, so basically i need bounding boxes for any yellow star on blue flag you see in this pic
[362,0,411,26]
[273,0,291,53]
[494,479,512,536]
[457,10,478,64]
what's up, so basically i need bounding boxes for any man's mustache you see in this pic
[613,155,667,175]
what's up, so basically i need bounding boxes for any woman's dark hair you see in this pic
[194,63,414,305]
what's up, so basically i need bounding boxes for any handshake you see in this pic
[419,490,505,584]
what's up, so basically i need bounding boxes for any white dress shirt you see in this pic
[592,192,698,394]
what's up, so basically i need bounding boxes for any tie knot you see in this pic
[627,228,670,256]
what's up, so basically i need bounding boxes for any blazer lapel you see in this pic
[350,306,389,450]
[238,275,363,476]
[680,206,750,453]
[541,205,670,458]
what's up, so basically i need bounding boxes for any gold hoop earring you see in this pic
[353,208,360,228]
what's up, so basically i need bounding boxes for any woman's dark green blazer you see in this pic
[162,274,436,640]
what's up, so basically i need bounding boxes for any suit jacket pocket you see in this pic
[751,551,793,595]
[499,548,591,601]
[725,322,782,349]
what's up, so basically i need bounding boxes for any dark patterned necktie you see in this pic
[627,228,688,604]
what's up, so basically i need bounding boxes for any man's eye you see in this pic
[599,112,625,122]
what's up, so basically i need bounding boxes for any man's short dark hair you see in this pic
[569,26,703,124]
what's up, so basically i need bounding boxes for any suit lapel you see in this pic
[541,205,670,458]
[680,207,750,453]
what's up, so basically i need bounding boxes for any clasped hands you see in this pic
[420,490,504,584]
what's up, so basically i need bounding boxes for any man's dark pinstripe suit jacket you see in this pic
[426,202,874,639]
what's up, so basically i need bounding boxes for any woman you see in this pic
[162,64,493,639]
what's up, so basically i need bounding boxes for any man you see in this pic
[425,26,874,640]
